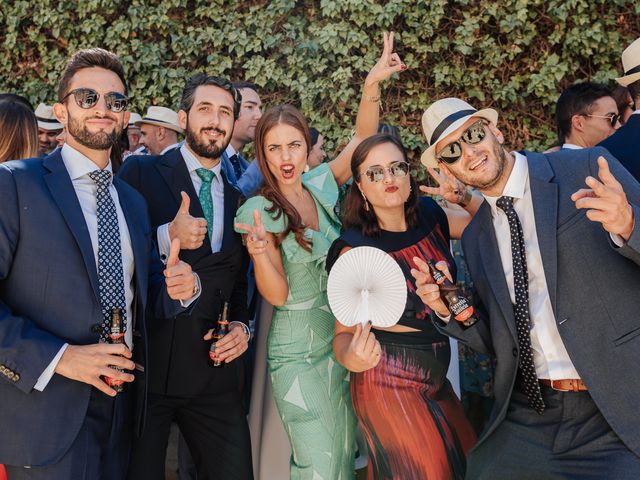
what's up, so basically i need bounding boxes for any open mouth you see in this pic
[385,186,398,193]
[202,129,224,140]
[469,155,488,171]
[281,164,295,179]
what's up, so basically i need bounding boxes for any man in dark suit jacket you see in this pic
[414,98,640,478]
[119,74,252,480]
[599,37,640,180]
[0,49,197,480]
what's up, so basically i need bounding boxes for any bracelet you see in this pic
[458,187,473,208]
[230,321,251,341]
[362,92,380,102]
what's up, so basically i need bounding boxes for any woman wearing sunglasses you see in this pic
[234,33,405,479]
[326,133,481,479]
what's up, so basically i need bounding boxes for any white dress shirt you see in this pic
[35,144,136,390]
[160,142,181,155]
[482,152,581,380]
[157,144,225,258]
[561,143,582,150]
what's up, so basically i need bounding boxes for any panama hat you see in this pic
[128,112,143,127]
[136,106,184,134]
[35,103,63,131]
[420,98,498,168]
[616,37,640,87]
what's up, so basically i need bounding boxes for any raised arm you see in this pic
[329,31,406,186]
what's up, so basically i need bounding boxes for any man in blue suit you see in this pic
[0,48,198,480]
[599,37,640,180]
[415,98,640,478]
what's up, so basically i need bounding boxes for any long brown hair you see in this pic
[343,133,419,237]
[254,105,313,251]
[0,99,39,162]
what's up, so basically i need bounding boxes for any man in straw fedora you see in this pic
[412,97,640,478]
[137,105,183,156]
[600,37,640,181]
[35,103,64,157]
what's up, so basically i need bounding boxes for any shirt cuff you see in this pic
[435,310,452,324]
[610,232,626,248]
[157,223,172,264]
[180,273,201,308]
[34,343,69,391]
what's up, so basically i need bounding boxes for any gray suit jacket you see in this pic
[437,147,640,456]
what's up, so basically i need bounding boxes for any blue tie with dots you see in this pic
[496,195,545,414]
[196,168,215,239]
[88,169,127,343]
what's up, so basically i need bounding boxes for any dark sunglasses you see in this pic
[362,160,410,183]
[61,88,130,113]
[436,120,487,164]
[584,113,621,128]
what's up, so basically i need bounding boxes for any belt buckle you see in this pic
[549,379,571,392]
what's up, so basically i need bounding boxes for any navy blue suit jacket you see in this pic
[0,150,181,466]
[436,147,640,456]
[599,114,640,181]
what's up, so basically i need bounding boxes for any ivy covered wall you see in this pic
[2,0,639,165]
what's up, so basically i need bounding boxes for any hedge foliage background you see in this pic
[2,0,639,171]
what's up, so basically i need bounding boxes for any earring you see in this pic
[360,190,370,211]
[304,163,310,173]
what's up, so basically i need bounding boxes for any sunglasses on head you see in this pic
[61,88,130,113]
[436,120,488,164]
[361,160,410,183]
[584,113,621,128]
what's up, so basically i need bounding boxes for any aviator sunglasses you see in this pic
[362,160,410,182]
[436,120,488,164]
[61,88,130,113]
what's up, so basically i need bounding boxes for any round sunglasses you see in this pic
[436,120,488,164]
[61,88,130,113]
[361,160,410,182]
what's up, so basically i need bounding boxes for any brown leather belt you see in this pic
[539,379,587,392]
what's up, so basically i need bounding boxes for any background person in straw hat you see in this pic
[35,102,63,156]
[600,37,640,180]
[137,105,183,156]
[412,97,640,478]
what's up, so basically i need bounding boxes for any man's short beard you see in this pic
[463,143,508,191]
[185,123,229,160]
[68,116,119,151]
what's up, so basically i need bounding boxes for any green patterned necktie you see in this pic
[195,168,216,239]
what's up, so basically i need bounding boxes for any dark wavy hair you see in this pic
[254,105,313,251]
[343,133,419,237]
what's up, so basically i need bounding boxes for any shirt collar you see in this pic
[60,143,113,180]
[483,151,528,210]
[562,143,583,150]
[160,142,181,155]
[224,143,237,159]
[632,110,640,116]
[180,144,223,177]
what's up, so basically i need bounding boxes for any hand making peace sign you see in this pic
[365,31,406,87]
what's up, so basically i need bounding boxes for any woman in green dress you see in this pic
[234,33,405,480]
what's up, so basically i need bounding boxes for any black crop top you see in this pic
[326,197,454,345]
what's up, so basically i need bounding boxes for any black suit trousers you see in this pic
[127,369,252,480]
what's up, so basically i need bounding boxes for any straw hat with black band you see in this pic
[35,103,63,131]
[136,106,184,134]
[616,37,640,87]
[420,98,498,169]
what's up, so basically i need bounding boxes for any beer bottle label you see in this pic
[105,367,125,387]
[448,294,474,322]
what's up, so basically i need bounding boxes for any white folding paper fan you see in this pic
[327,246,407,328]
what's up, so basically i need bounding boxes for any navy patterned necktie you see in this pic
[496,195,545,414]
[88,169,127,342]
[229,153,243,180]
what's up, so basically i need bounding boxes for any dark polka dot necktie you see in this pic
[88,170,127,343]
[496,195,545,414]
[229,153,244,181]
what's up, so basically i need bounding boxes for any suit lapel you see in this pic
[526,151,558,315]
[43,151,101,305]
[220,169,239,251]
[475,203,518,341]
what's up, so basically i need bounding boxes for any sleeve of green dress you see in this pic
[234,195,287,235]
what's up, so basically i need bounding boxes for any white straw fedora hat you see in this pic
[127,112,143,127]
[34,103,63,131]
[420,98,498,169]
[136,106,184,134]
[616,37,640,87]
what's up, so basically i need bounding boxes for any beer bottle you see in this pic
[426,259,478,327]
[209,301,230,367]
[104,307,128,393]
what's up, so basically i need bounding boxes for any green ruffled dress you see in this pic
[235,163,356,480]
